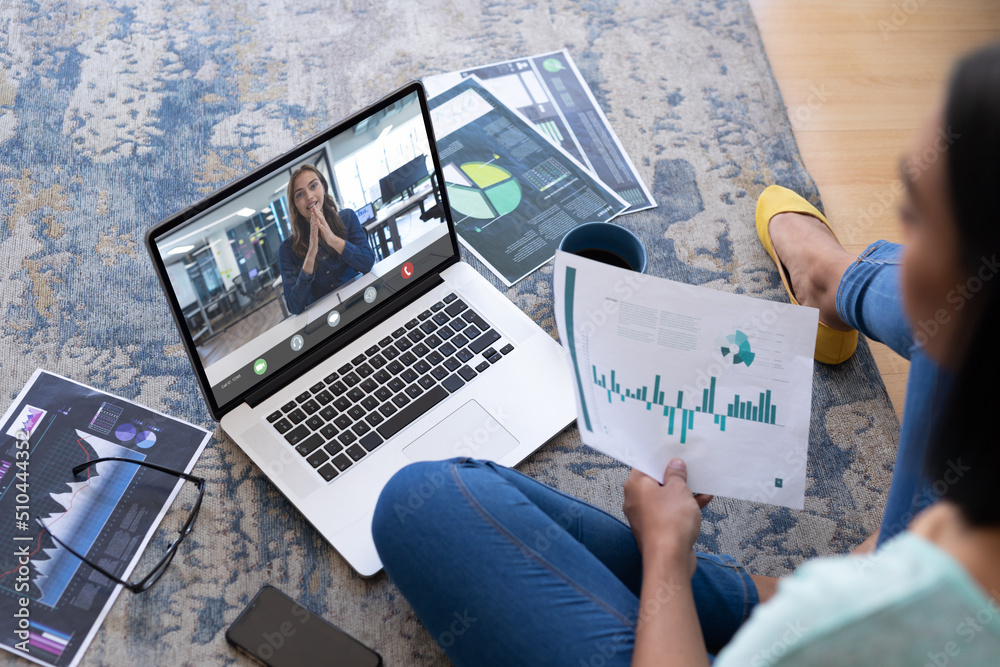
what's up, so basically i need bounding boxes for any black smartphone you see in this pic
[226,585,382,667]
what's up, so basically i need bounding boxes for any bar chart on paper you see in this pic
[592,366,781,444]
[554,251,819,508]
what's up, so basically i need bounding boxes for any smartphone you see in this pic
[226,585,382,667]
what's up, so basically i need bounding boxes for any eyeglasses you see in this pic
[36,457,206,594]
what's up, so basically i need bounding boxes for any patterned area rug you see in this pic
[0,0,901,664]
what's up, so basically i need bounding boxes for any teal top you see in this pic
[715,532,1000,666]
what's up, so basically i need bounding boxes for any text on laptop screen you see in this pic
[151,89,454,409]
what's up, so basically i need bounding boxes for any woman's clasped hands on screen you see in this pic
[300,179,346,275]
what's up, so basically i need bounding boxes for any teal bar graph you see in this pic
[590,364,781,442]
[724,389,778,426]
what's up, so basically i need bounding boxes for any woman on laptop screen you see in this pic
[278,164,375,315]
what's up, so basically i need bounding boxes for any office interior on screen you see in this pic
[158,95,446,367]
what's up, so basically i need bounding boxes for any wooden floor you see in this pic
[748,0,1000,418]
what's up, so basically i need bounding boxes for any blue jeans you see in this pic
[373,458,757,666]
[372,241,946,664]
[835,241,952,546]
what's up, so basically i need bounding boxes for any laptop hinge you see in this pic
[244,272,446,410]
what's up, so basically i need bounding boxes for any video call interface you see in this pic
[153,90,452,407]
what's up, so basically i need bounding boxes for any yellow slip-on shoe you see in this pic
[756,185,858,365]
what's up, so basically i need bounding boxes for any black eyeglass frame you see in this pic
[35,457,206,594]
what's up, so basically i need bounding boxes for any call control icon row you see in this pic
[290,286,378,352]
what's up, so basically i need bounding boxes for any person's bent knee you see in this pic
[372,458,463,552]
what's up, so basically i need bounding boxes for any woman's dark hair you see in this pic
[286,164,346,258]
[924,40,1000,525]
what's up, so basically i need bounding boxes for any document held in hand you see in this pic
[553,250,819,509]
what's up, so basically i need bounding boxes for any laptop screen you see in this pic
[147,83,458,417]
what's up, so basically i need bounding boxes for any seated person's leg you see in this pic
[875,349,952,545]
[835,240,915,358]
[485,463,761,651]
[372,458,638,666]
[833,241,954,545]
[766,206,918,356]
[768,211,952,547]
[372,458,758,663]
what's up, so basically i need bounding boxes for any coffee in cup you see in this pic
[557,222,647,273]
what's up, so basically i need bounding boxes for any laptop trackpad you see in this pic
[403,400,519,462]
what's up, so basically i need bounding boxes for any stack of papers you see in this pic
[423,50,656,286]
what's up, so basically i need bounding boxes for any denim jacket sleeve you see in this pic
[337,208,376,275]
[278,240,314,315]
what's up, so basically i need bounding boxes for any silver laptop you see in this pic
[145,82,576,576]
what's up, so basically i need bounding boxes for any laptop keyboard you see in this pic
[265,293,515,482]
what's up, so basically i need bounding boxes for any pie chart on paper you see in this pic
[135,430,158,449]
[114,423,137,442]
[445,161,522,221]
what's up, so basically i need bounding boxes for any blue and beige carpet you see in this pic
[0,1,900,664]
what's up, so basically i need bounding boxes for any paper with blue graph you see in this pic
[554,251,819,509]
[0,370,210,667]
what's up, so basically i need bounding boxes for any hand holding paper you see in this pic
[553,250,818,509]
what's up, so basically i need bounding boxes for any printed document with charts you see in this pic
[0,369,210,667]
[553,251,819,509]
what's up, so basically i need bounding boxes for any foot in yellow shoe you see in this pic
[756,185,859,365]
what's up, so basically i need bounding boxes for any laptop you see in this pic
[145,81,576,576]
